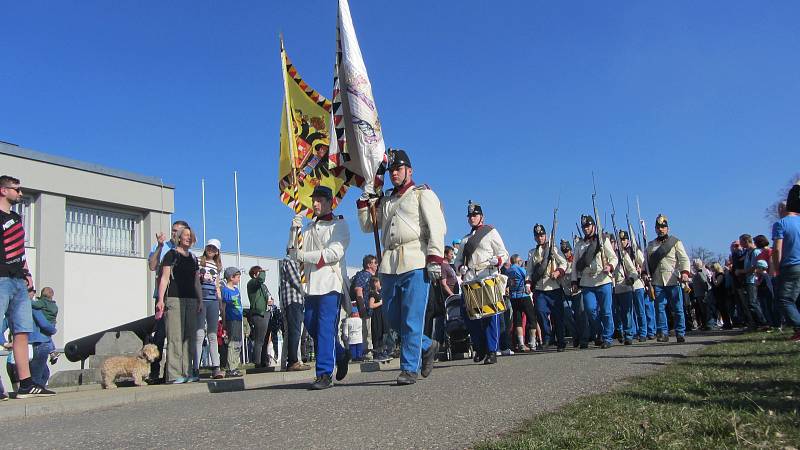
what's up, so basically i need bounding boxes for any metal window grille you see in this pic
[10,196,33,246]
[65,205,140,257]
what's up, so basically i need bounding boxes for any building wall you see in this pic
[62,252,149,343]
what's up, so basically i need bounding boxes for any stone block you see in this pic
[47,368,101,388]
[94,331,142,356]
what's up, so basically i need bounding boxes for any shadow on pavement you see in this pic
[595,353,687,359]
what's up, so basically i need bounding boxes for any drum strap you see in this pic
[461,225,494,268]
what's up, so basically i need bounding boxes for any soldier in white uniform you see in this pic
[570,215,618,348]
[644,214,690,343]
[289,186,350,390]
[454,201,509,365]
[618,230,649,342]
[611,231,644,345]
[527,224,569,351]
[356,149,446,385]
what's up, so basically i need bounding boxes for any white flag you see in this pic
[329,0,386,195]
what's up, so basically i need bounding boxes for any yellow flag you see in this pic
[278,48,352,217]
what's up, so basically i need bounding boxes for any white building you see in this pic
[1,141,174,347]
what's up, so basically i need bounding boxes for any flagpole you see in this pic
[234,171,241,269]
[201,178,207,245]
[280,34,299,198]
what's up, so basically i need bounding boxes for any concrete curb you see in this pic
[1,359,401,420]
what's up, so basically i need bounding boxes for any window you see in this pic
[10,195,33,246]
[65,204,141,257]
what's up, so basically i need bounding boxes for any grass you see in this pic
[478,332,800,449]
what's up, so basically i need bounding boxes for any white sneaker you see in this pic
[501,349,514,356]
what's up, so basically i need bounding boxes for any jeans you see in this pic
[535,289,565,347]
[380,270,432,373]
[775,265,800,329]
[467,312,502,354]
[31,340,54,386]
[745,284,767,326]
[645,293,656,336]
[0,278,33,333]
[283,302,304,366]
[165,297,198,381]
[194,300,221,371]
[613,291,635,340]
[581,283,614,344]
[631,288,647,338]
[304,292,345,377]
[654,285,685,337]
[250,312,271,367]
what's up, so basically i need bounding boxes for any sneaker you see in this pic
[657,335,669,343]
[600,341,612,349]
[484,353,497,364]
[310,374,333,390]
[212,369,225,379]
[335,349,351,381]
[0,392,9,401]
[647,335,655,340]
[168,377,188,384]
[594,339,603,347]
[396,371,418,385]
[535,344,544,351]
[16,384,56,398]
[145,377,165,385]
[373,352,391,363]
[623,339,633,346]
[500,349,514,356]
[473,351,485,363]
[421,341,438,378]
[676,336,686,343]
[225,370,242,378]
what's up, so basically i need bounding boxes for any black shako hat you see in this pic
[655,214,669,227]
[387,148,411,170]
[580,215,595,227]
[311,185,333,199]
[467,200,483,216]
[533,224,546,236]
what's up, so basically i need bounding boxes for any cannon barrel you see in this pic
[64,315,156,362]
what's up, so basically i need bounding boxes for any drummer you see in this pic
[454,201,509,365]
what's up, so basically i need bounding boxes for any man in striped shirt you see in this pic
[1,175,55,397]
[279,252,310,371]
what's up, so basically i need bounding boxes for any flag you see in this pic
[278,41,356,217]
[328,0,387,196]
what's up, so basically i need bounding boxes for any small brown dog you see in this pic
[100,344,160,389]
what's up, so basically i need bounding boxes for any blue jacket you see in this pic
[29,309,57,344]
[507,264,528,299]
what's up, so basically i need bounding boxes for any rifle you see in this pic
[636,196,656,300]
[591,173,608,270]
[609,195,628,281]
[545,196,560,276]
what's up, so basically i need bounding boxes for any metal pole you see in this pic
[234,171,245,363]
[201,178,207,246]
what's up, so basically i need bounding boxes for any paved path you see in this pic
[1,331,737,449]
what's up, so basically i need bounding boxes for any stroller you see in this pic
[443,294,472,360]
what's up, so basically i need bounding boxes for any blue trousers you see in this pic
[535,289,565,347]
[381,270,432,373]
[613,294,623,333]
[563,296,577,339]
[304,292,345,377]
[631,288,648,338]
[613,291,635,340]
[645,293,657,336]
[31,340,54,387]
[467,312,501,354]
[581,283,614,344]
[655,285,686,337]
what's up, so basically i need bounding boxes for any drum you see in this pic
[461,274,508,320]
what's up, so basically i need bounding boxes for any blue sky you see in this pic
[2,1,798,262]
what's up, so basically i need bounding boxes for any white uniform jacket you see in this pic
[526,244,568,292]
[454,226,509,283]
[570,235,618,288]
[297,216,350,296]
[357,184,446,275]
[645,236,690,287]
[613,247,645,294]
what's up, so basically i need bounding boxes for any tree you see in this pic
[765,172,800,223]
[689,246,723,266]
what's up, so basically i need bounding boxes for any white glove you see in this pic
[488,256,500,267]
[426,263,442,281]
[358,192,378,208]
[291,214,304,230]
[459,265,468,275]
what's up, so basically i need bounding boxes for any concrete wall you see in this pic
[34,193,67,346]
[62,252,149,343]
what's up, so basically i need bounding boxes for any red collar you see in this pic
[392,180,415,196]
[317,213,334,222]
